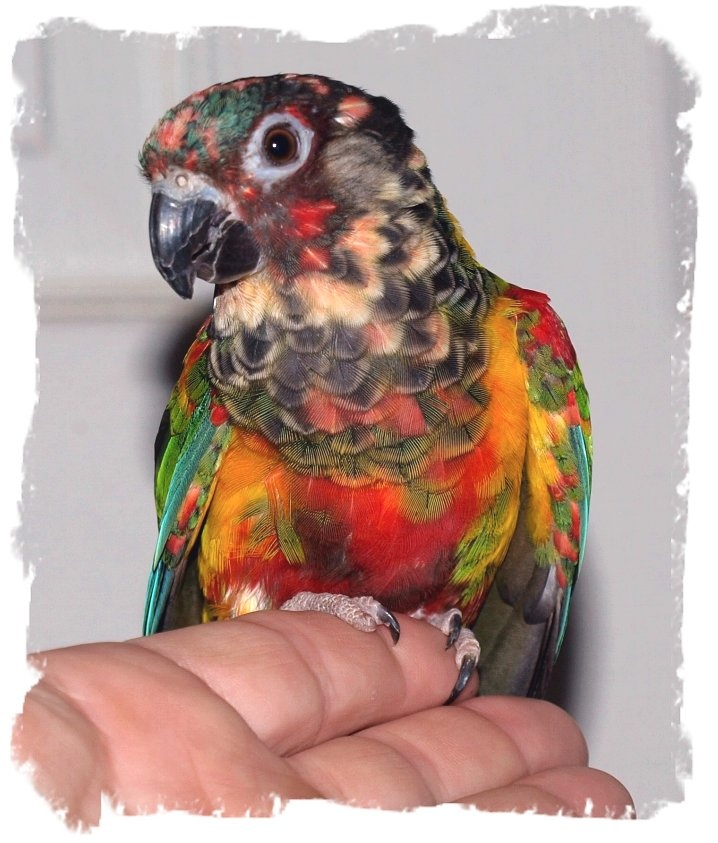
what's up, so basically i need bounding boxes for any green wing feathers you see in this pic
[143,323,232,635]
[475,287,592,696]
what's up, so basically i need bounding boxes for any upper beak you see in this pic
[149,189,261,299]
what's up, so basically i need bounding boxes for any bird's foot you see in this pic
[280,591,401,644]
[411,608,481,704]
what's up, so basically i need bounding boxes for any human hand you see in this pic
[13,611,634,826]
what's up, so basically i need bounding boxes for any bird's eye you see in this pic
[262,126,299,165]
[246,114,313,184]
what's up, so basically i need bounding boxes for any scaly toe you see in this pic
[408,608,481,703]
[280,591,401,645]
[411,607,463,649]
[443,626,481,704]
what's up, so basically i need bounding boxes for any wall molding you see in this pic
[35,276,213,323]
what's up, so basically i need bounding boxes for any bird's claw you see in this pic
[375,604,401,644]
[445,609,463,649]
[444,650,480,705]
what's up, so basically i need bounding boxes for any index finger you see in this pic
[134,608,479,754]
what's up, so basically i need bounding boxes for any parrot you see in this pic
[139,73,592,701]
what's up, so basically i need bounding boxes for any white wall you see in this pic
[14,13,690,816]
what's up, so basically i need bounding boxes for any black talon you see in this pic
[377,606,401,645]
[445,611,463,650]
[443,654,479,705]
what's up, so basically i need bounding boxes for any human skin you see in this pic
[12,611,634,826]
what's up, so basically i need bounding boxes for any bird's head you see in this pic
[140,74,488,436]
[140,73,468,308]
[140,73,425,290]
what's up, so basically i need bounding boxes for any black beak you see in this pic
[149,191,261,299]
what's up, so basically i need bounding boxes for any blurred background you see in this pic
[13,11,690,817]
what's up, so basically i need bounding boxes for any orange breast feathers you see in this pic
[197,297,529,621]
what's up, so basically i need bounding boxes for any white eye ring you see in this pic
[245,112,314,185]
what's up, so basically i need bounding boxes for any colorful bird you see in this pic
[139,73,591,700]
